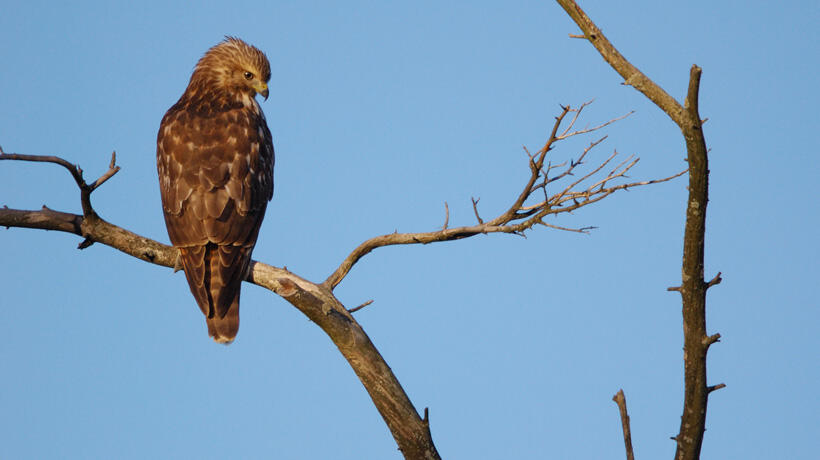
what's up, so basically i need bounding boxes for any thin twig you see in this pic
[322,102,684,290]
[539,221,595,233]
[707,383,726,393]
[706,272,722,289]
[89,152,121,191]
[0,151,120,218]
[348,299,374,313]
[702,333,721,347]
[471,197,484,224]
[558,110,634,140]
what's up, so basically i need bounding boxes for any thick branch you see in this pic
[0,155,440,460]
[1,206,82,234]
[555,0,687,127]
[555,3,720,460]
[674,65,714,460]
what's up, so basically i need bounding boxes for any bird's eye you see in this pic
[243,71,254,80]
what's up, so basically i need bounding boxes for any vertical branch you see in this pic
[673,65,714,460]
[612,389,636,460]
[555,3,723,460]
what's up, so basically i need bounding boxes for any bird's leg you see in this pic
[173,249,184,273]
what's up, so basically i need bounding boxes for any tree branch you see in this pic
[1,151,120,219]
[555,3,722,460]
[2,105,682,460]
[323,103,685,290]
[555,0,687,128]
[612,389,636,460]
[673,64,717,460]
[0,152,440,460]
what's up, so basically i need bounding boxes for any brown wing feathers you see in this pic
[157,38,273,344]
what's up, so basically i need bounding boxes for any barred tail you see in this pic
[206,293,240,344]
[178,243,251,345]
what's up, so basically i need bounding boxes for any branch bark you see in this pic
[612,389,635,460]
[555,2,722,460]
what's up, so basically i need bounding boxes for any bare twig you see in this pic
[706,272,722,289]
[89,152,121,191]
[348,299,374,313]
[323,103,683,290]
[557,108,634,139]
[612,389,636,460]
[0,151,120,218]
[470,197,484,224]
[539,221,596,233]
[442,202,449,230]
[707,383,726,393]
[702,333,721,347]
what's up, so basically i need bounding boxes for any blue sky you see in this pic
[1,1,817,458]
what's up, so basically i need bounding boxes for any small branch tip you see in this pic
[470,197,484,224]
[77,237,94,250]
[703,333,721,346]
[706,271,722,289]
[707,383,726,393]
[348,299,374,313]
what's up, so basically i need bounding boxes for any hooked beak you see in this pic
[254,81,269,101]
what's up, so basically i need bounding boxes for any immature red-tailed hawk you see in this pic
[156,37,274,344]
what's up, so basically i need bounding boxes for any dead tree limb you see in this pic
[555,2,723,460]
[2,102,679,459]
[612,389,636,460]
[323,102,685,290]
[0,151,441,460]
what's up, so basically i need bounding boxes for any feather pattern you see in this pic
[157,37,274,343]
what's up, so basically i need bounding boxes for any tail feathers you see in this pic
[207,293,240,344]
[178,243,251,344]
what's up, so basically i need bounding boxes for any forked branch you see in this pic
[324,102,686,290]
[0,150,120,219]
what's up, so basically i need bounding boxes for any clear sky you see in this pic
[1,1,817,459]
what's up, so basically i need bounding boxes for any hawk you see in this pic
[156,37,274,344]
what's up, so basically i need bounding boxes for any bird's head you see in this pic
[190,36,271,102]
